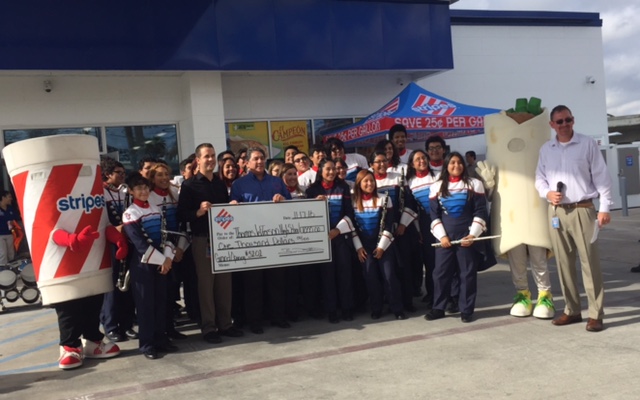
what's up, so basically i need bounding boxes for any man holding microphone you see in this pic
[535,105,613,332]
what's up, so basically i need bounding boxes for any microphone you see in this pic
[556,181,564,193]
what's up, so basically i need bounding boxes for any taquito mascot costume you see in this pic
[477,100,555,319]
[2,135,128,370]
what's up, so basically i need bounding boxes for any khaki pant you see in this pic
[0,234,15,265]
[547,205,604,319]
[191,236,233,334]
[507,244,551,293]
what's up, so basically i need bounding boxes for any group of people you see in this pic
[18,103,608,370]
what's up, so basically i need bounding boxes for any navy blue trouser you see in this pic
[433,244,478,315]
[101,250,135,334]
[321,236,353,313]
[362,240,402,314]
[131,262,167,352]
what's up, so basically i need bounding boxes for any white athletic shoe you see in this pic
[59,346,84,370]
[509,289,533,317]
[533,291,555,319]
[82,338,121,359]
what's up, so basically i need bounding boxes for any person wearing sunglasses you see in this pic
[535,105,613,333]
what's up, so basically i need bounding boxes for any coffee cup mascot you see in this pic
[478,102,555,319]
[2,135,128,370]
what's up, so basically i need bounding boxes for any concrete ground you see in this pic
[1,208,640,400]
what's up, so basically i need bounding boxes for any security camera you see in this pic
[586,76,596,85]
[44,80,52,93]
[397,78,405,86]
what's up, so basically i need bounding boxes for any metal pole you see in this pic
[619,175,628,217]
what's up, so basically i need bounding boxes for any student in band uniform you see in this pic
[306,158,356,323]
[425,152,488,324]
[351,170,406,321]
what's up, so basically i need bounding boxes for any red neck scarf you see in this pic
[430,160,443,167]
[398,148,407,156]
[312,166,318,172]
[153,187,169,196]
[322,181,334,190]
[374,172,387,180]
[415,170,430,178]
[286,185,297,193]
[449,176,462,183]
[133,198,149,208]
[362,193,373,201]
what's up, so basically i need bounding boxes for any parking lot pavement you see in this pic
[1,208,640,399]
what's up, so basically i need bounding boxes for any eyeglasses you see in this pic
[554,117,574,125]
[294,157,308,163]
[371,160,387,165]
[427,146,443,152]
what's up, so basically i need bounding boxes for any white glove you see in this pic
[475,161,496,190]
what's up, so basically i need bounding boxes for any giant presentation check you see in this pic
[208,199,332,273]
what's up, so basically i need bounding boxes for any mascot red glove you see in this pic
[105,225,129,260]
[52,226,100,253]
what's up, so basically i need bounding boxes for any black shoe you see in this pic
[395,312,408,320]
[328,312,339,324]
[342,310,354,322]
[461,313,473,323]
[424,309,445,321]
[157,342,179,353]
[143,348,158,360]
[446,299,459,314]
[271,320,291,329]
[631,264,640,273]
[249,324,264,334]
[106,331,126,342]
[371,311,382,320]
[124,329,138,340]
[203,331,222,344]
[221,326,244,337]
[167,329,187,340]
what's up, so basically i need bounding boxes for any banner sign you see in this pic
[208,199,332,273]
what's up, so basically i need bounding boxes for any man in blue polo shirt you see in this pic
[230,147,292,334]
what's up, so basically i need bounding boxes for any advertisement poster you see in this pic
[227,121,270,157]
[270,120,310,159]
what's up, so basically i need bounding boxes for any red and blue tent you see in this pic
[323,82,500,147]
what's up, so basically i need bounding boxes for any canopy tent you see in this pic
[323,83,500,148]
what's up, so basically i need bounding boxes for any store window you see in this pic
[226,121,270,158]
[269,120,312,158]
[313,118,355,146]
[105,124,179,174]
[3,127,101,148]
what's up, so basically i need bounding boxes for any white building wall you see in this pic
[221,73,412,122]
[418,24,621,207]
[1,22,625,207]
